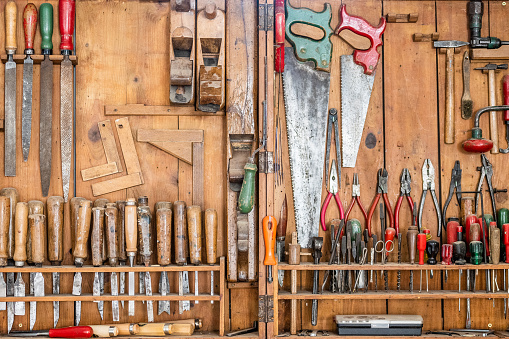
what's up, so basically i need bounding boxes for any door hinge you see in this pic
[259,151,274,174]
[258,295,274,323]
[258,3,274,31]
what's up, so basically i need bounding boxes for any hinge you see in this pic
[258,4,274,31]
[258,295,274,323]
[258,151,274,174]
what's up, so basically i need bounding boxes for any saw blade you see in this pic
[282,47,330,248]
[60,57,73,202]
[40,56,53,197]
[22,56,34,161]
[341,55,375,168]
[4,59,17,177]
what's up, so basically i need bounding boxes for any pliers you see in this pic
[394,168,414,236]
[418,159,442,237]
[320,160,344,231]
[367,169,394,237]
[345,173,368,223]
[476,154,497,222]
[443,161,462,230]
[325,108,341,187]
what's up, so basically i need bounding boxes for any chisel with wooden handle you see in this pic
[4,1,17,176]
[174,201,190,313]
[125,198,137,317]
[137,196,153,322]
[156,205,172,315]
[72,200,92,326]
[47,196,64,327]
[105,203,120,321]
[89,325,119,337]
[205,208,217,303]
[105,323,139,336]
[137,322,195,336]
[30,214,46,330]
[93,198,108,312]
[91,206,105,321]
[116,200,127,308]
[13,202,28,317]
[0,196,10,311]
[10,326,93,338]
[27,200,43,325]
[188,205,202,305]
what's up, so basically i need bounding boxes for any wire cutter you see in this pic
[476,154,497,222]
[442,161,462,230]
[345,173,368,222]
[325,108,341,187]
[367,169,394,237]
[320,160,344,231]
[418,159,442,237]
[394,168,414,236]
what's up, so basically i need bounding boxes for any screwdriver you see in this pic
[91,206,105,321]
[125,198,137,317]
[138,196,153,322]
[188,205,202,305]
[47,196,64,327]
[13,202,28,317]
[262,216,277,283]
[156,204,171,315]
[205,208,218,303]
[9,326,93,338]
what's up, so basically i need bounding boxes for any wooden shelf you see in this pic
[277,262,508,271]
[278,290,509,300]
[0,54,78,65]
[0,332,258,339]
[104,104,226,116]
[1,293,220,302]
[276,334,506,339]
[0,264,220,273]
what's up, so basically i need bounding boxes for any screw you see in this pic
[300,48,306,54]
[503,2,506,6]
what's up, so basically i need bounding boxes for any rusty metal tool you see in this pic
[461,51,473,119]
[263,216,277,284]
[13,203,28,318]
[187,206,202,306]
[205,208,217,304]
[125,198,137,317]
[311,237,323,326]
[468,0,509,49]
[30,214,46,330]
[4,1,17,176]
[156,204,171,315]
[501,75,509,153]
[47,197,64,327]
[59,0,76,202]
[91,206,105,321]
[105,203,120,321]
[277,196,288,287]
[174,201,190,313]
[418,159,442,237]
[27,201,43,330]
[138,197,153,322]
[433,40,469,144]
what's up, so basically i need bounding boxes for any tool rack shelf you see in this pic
[277,290,509,300]
[276,335,507,339]
[0,54,78,65]
[0,264,221,273]
[1,293,220,302]
[277,262,508,271]
[0,334,259,339]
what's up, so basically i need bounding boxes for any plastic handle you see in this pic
[125,199,137,255]
[498,208,509,230]
[23,4,38,51]
[334,5,386,75]
[59,0,75,52]
[503,224,509,263]
[49,326,93,338]
[5,1,17,53]
[446,220,459,244]
[384,227,396,252]
[39,3,54,52]
[262,216,277,266]
[275,0,285,45]
[416,233,426,265]
[238,162,257,213]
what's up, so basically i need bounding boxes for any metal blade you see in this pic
[52,272,59,327]
[145,272,153,322]
[158,272,168,315]
[282,47,330,248]
[93,273,101,318]
[5,59,17,176]
[341,55,375,168]
[14,272,25,315]
[40,57,53,196]
[210,271,214,305]
[119,271,125,308]
[139,271,145,304]
[0,273,5,310]
[29,272,35,330]
[22,57,34,161]
[72,273,82,326]
[30,273,44,331]
[99,272,104,320]
[183,270,190,311]
[111,272,118,322]
[128,272,135,316]
[179,272,184,314]
[60,58,73,202]
[194,271,199,304]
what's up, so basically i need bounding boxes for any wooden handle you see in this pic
[93,198,109,208]
[0,197,10,266]
[70,197,85,253]
[105,323,139,336]
[470,223,481,242]
[137,323,195,336]
[489,70,499,153]
[59,0,75,52]
[27,200,44,263]
[137,197,152,266]
[0,188,18,260]
[30,214,46,266]
[23,3,37,52]
[460,197,474,226]
[125,198,137,257]
[13,202,28,265]
[444,48,455,144]
[173,201,188,265]
[5,1,17,54]
[155,201,172,211]
[47,196,64,265]
[105,203,119,266]
[88,325,119,337]
[116,201,127,262]
[156,208,172,266]
[491,227,501,264]
[93,199,108,265]
[73,200,92,264]
[205,208,217,265]
[187,205,202,265]
[91,207,105,267]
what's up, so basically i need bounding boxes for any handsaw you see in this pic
[283,2,333,248]
[335,5,386,168]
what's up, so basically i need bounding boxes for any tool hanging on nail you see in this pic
[461,51,473,119]
[418,159,442,237]
[468,0,509,49]
[367,169,394,237]
[462,106,509,153]
[262,216,277,284]
[320,159,344,232]
[475,155,497,220]
[394,168,414,236]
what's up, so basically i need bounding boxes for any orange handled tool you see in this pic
[262,216,277,283]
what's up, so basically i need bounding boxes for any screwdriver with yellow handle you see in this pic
[262,216,277,283]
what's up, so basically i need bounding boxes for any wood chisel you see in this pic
[105,203,120,321]
[39,3,54,196]
[125,198,137,317]
[136,322,196,336]
[156,203,172,315]
[10,326,93,338]
[205,208,217,303]
[72,200,92,326]
[27,200,43,328]
[276,196,287,287]
[59,0,76,202]
[93,198,108,315]
[21,3,38,161]
[30,214,46,331]
[104,323,139,336]
[0,197,9,313]
[187,205,202,305]
[174,201,190,313]
[47,196,64,327]
[116,200,127,309]
[13,202,28,318]
[91,207,105,321]
[4,1,17,176]
[137,197,153,322]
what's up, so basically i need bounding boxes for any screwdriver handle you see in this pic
[406,226,418,264]
[23,3,37,53]
[205,208,217,265]
[238,160,257,214]
[156,208,172,266]
[187,205,202,265]
[417,233,426,265]
[105,323,139,336]
[48,326,93,338]
[105,203,119,266]
[73,200,92,265]
[88,325,119,337]
[13,202,28,266]
[174,201,188,265]
[0,197,10,266]
[39,3,53,53]
[5,1,17,54]
[490,227,500,264]
[91,207,105,267]
[504,75,509,122]
[125,198,137,260]
[59,0,75,52]
[262,216,277,266]
[47,196,64,265]
[503,224,509,263]
[30,214,46,266]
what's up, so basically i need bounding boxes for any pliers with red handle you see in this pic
[394,168,415,236]
[345,173,368,223]
[320,160,345,231]
[367,169,394,237]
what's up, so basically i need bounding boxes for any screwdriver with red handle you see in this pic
[9,326,93,337]
[263,216,277,283]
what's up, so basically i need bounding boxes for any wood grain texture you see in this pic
[80,162,119,181]
[98,120,123,172]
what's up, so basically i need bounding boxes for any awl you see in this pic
[4,1,17,176]
[9,326,93,338]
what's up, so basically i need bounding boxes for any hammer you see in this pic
[434,40,469,144]
[474,63,508,153]
[311,237,323,327]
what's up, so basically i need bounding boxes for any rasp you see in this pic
[4,1,17,177]
[39,3,54,197]
[21,3,38,161]
[59,0,76,202]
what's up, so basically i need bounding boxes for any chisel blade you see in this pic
[158,272,168,315]
[52,272,59,327]
[111,272,118,322]
[145,272,153,322]
[4,58,16,176]
[183,270,190,312]
[210,272,214,304]
[14,272,25,316]
[21,56,34,161]
[119,271,125,308]
[7,272,14,333]
[92,273,101,318]
[39,56,53,196]
[99,272,104,320]
[30,272,44,331]
[60,57,73,202]
[0,273,6,310]
[139,271,145,304]
[72,272,82,326]
[128,272,135,316]
[194,271,199,305]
